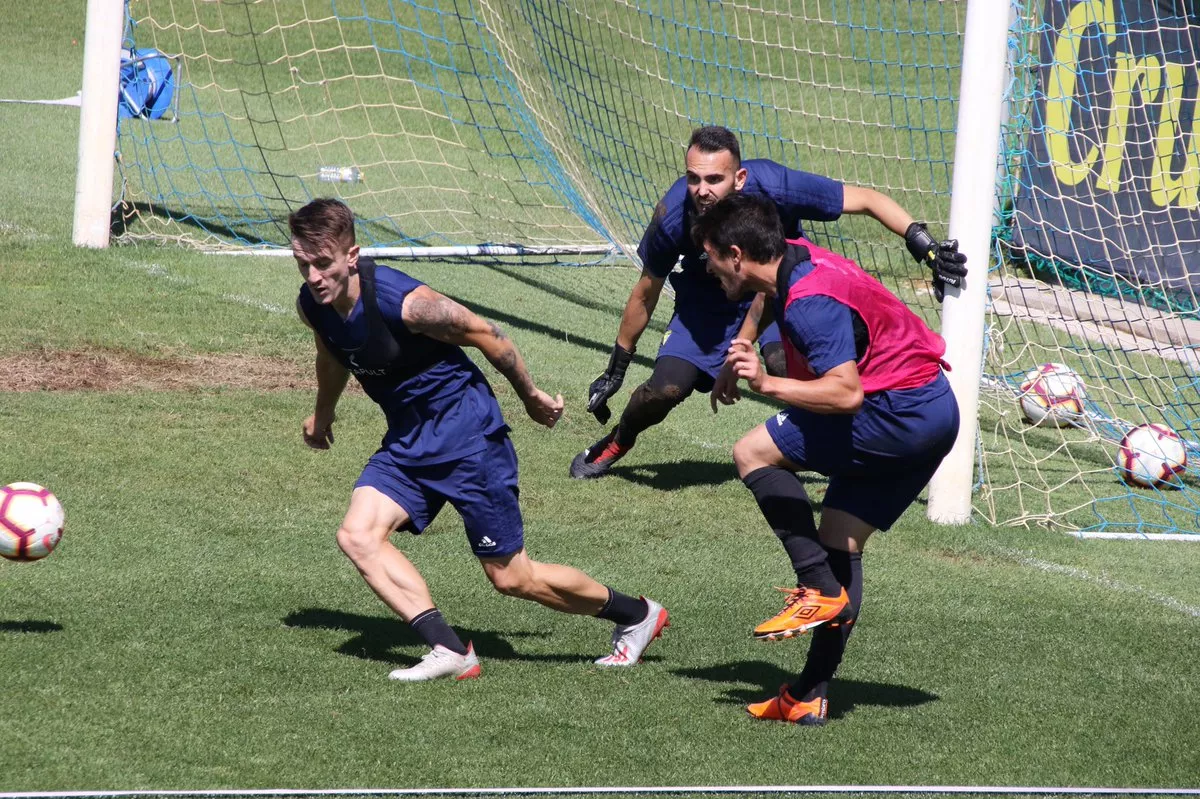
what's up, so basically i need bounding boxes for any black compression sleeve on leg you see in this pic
[613,356,701,448]
[741,466,840,595]
[761,341,788,378]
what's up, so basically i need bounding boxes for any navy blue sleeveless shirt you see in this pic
[298,258,509,465]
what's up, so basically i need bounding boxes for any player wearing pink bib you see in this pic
[778,236,948,393]
[692,193,962,725]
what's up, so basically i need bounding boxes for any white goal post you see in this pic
[925,0,1013,524]
[72,0,123,248]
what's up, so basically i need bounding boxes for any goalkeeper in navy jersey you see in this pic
[693,193,960,725]
[571,126,965,479]
[292,199,668,682]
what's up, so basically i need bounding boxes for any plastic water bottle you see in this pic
[317,166,362,183]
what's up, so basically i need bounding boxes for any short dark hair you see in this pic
[687,126,741,166]
[690,193,787,264]
[288,198,356,251]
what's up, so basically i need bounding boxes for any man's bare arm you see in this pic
[403,286,562,427]
[733,292,774,342]
[403,287,536,400]
[615,270,666,351]
[842,184,967,302]
[312,333,350,417]
[841,184,914,237]
[297,298,350,448]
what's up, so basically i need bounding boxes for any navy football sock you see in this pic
[410,608,469,656]
[742,466,841,597]
[596,587,649,626]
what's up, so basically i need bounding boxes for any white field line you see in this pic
[686,434,728,451]
[1069,532,1200,542]
[3,788,1200,799]
[121,259,288,315]
[0,93,81,106]
[0,219,50,241]
[992,546,1200,619]
[218,294,289,315]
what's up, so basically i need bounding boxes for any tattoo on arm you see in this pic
[493,345,536,398]
[407,294,473,336]
[406,290,536,398]
[479,320,531,395]
[759,300,775,331]
[494,348,517,372]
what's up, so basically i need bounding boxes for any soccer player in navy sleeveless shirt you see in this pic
[291,199,668,681]
[692,194,961,725]
[572,126,965,479]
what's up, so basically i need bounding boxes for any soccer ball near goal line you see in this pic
[1117,424,1188,490]
[1018,362,1086,427]
[0,482,65,561]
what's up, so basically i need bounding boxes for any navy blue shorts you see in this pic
[657,315,785,383]
[764,374,959,531]
[355,432,524,558]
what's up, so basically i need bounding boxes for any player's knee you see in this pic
[732,435,766,478]
[633,381,688,410]
[336,524,382,564]
[658,382,688,403]
[485,566,536,598]
[629,383,664,411]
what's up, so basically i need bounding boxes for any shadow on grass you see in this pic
[609,459,738,489]
[441,296,782,413]
[284,607,665,666]
[485,262,652,329]
[609,459,826,496]
[449,297,657,372]
[0,620,63,633]
[672,659,937,720]
[113,201,283,245]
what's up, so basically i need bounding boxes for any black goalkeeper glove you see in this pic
[905,221,968,303]
[587,342,635,424]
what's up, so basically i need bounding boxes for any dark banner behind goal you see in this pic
[1011,0,1200,299]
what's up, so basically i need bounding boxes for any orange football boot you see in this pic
[747,685,828,726]
[753,585,854,641]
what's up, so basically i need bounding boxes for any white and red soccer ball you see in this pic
[0,482,65,561]
[1117,424,1188,490]
[1019,362,1086,427]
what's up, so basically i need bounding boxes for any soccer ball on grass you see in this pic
[1019,362,1086,427]
[0,482,65,561]
[1117,424,1188,490]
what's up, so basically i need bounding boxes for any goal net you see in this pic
[114,0,961,267]
[113,0,1199,535]
[990,0,1200,537]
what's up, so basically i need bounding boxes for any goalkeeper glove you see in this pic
[905,221,968,303]
[587,342,635,424]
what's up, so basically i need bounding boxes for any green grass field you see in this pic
[2,1,1199,795]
